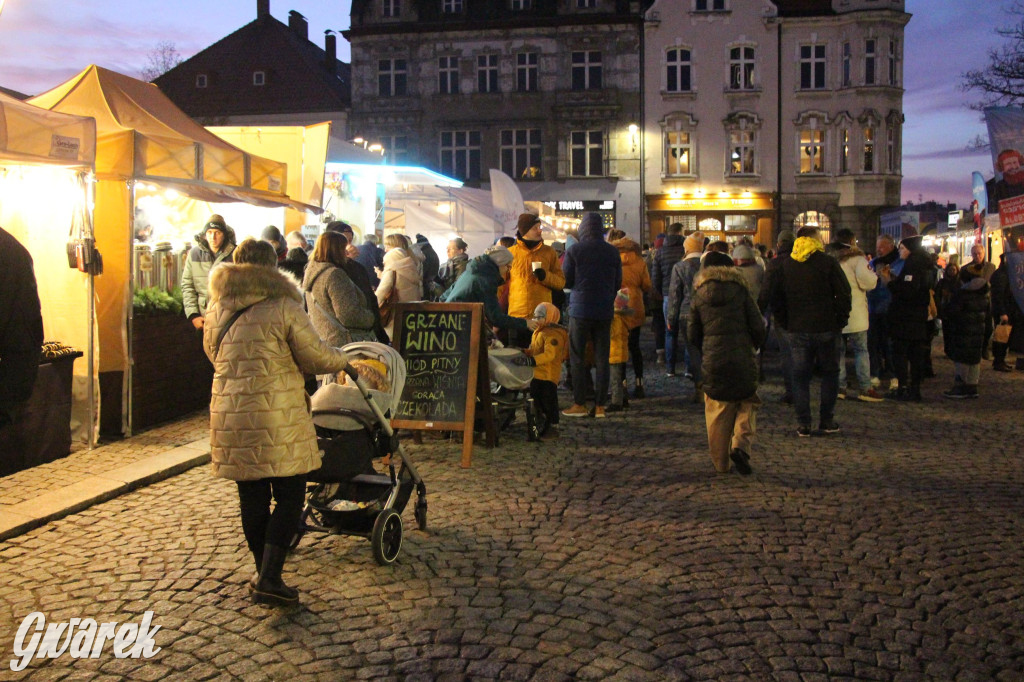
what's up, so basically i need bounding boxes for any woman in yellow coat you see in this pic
[508,213,565,347]
[609,230,653,398]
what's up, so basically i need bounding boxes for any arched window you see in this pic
[793,211,832,243]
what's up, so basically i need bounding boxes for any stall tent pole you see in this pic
[85,171,97,450]
[126,178,136,437]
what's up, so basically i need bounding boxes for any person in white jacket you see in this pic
[375,234,423,340]
[832,228,884,402]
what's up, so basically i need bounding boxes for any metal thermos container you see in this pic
[133,243,153,289]
[152,241,175,292]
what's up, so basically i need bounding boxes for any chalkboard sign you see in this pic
[391,302,491,466]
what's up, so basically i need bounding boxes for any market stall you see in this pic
[0,91,97,465]
[29,66,319,436]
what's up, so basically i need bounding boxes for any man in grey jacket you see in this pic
[182,214,237,330]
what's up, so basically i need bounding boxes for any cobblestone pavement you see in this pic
[1,345,1023,680]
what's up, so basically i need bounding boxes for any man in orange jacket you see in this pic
[508,213,565,347]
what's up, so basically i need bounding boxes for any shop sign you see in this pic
[999,194,1024,228]
[49,134,80,160]
[543,200,616,212]
[649,194,773,211]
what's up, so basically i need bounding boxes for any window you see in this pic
[378,59,407,96]
[253,71,265,86]
[440,131,481,180]
[577,0,596,6]
[571,51,602,90]
[382,135,410,165]
[666,48,692,93]
[517,52,538,92]
[863,127,875,172]
[666,131,692,176]
[793,211,831,242]
[725,215,756,232]
[800,44,826,90]
[729,46,755,90]
[477,55,498,93]
[443,0,462,12]
[570,130,604,177]
[195,74,207,88]
[695,0,725,9]
[438,56,459,95]
[840,128,849,174]
[383,0,400,17]
[500,129,542,179]
[511,0,531,9]
[799,129,824,173]
[886,125,896,172]
[888,39,898,86]
[842,42,851,87]
[865,39,876,85]
[729,130,755,174]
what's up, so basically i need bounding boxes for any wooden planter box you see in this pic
[130,313,212,431]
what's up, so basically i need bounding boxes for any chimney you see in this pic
[324,31,337,75]
[257,0,269,18]
[288,10,308,40]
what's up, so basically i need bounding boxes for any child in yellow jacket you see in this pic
[608,288,634,412]
[522,302,569,440]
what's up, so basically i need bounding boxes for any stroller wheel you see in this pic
[371,510,403,565]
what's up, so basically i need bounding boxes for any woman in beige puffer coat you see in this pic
[203,238,348,607]
[375,235,423,340]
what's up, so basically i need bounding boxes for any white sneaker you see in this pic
[870,376,880,388]
[889,378,899,391]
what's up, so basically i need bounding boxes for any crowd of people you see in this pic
[173,210,1022,607]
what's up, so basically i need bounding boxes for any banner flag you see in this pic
[489,169,525,235]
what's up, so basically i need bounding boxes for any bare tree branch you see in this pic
[141,41,182,82]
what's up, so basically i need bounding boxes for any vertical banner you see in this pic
[984,107,1024,211]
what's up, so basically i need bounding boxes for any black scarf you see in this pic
[517,234,541,250]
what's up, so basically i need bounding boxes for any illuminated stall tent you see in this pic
[0,91,98,448]
[29,66,319,436]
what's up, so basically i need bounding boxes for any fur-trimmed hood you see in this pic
[208,262,302,312]
[612,236,642,256]
[694,264,749,291]
[833,244,865,263]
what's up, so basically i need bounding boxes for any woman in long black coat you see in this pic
[941,268,990,399]
[882,235,936,401]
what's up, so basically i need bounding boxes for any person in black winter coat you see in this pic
[652,222,687,375]
[989,253,1022,370]
[941,268,990,398]
[561,212,622,419]
[880,235,936,401]
[687,252,766,474]
[0,227,44,430]
[415,234,441,299]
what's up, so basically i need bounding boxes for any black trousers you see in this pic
[237,474,306,560]
[530,378,560,427]
[892,337,929,390]
[628,326,643,381]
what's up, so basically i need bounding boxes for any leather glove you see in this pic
[512,355,536,367]
[533,268,546,281]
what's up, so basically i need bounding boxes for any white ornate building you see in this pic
[643,0,909,245]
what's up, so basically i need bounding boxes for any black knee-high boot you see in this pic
[252,545,298,607]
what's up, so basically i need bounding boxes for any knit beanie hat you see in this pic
[683,233,703,254]
[261,225,283,243]
[485,245,514,267]
[533,302,560,325]
[516,213,542,235]
[776,230,796,249]
[613,288,631,312]
[703,251,734,268]
[900,235,923,252]
[732,244,755,261]
[205,214,227,234]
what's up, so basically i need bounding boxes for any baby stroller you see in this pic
[291,342,427,565]
[488,347,540,443]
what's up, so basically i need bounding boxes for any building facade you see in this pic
[643,0,909,246]
[345,0,647,238]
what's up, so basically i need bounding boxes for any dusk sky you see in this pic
[0,0,1007,208]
